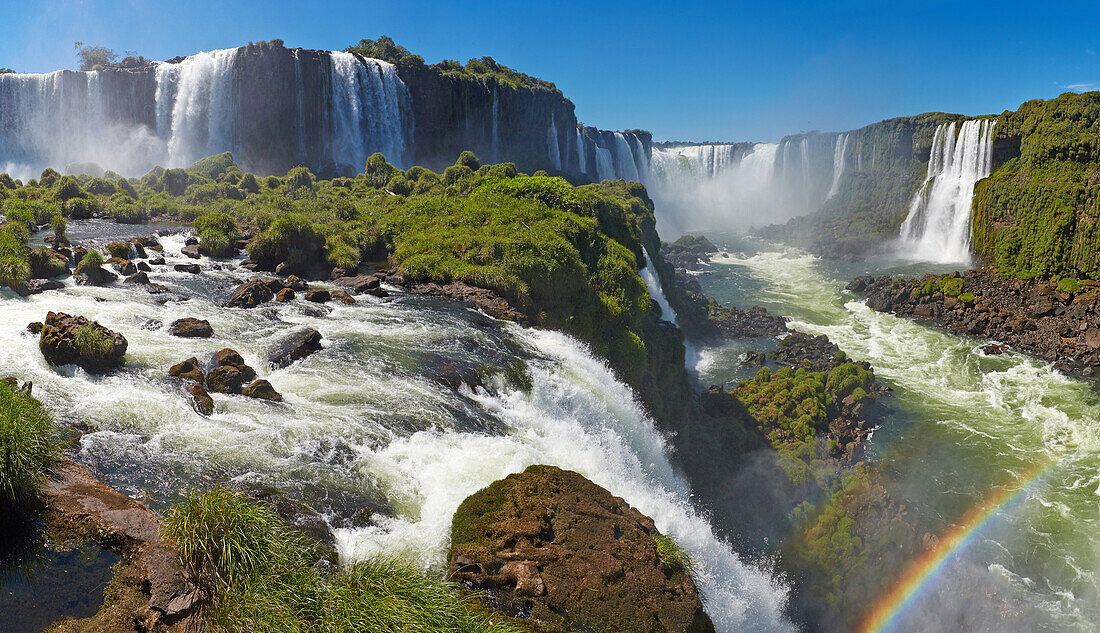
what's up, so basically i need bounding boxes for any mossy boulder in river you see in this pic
[39,312,127,374]
[449,465,714,633]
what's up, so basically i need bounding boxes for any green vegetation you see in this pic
[1057,277,1083,294]
[940,276,963,297]
[0,380,62,506]
[164,487,519,633]
[346,36,559,94]
[653,532,696,576]
[958,292,975,306]
[195,211,241,258]
[74,324,114,358]
[77,249,104,273]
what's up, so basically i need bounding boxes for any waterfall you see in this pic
[327,52,411,171]
[898,119,997,263]
[547,112,561,171]
[826,133,849,199]
[612,132,641,182]
[294,51,306,161]
[595,147,615,181]
[490,89,500,163]
[575,128,586,175]
[640,252,678,325]
[157,48,240,168]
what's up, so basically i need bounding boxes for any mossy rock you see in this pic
[449,465,714,633]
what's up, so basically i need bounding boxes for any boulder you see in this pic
[169,318,214,338]
[275,288,295,302]
[182,243,201,259]
[334,274,380,294]
[187,382,214,415]
[332,290,356,304]
[269,328,323,368]
[24,279,65,294]
[169,357,205,383]
[285,275,308,291]
[214,348,256,382]
[124,271,150,284]
[205,365,245,394]
[242,379,282,402]
[74,259,117,286]
[150,256,166,266]
[225,279,274,308]
[305,289,331,303]
[174,263,202,274]
[137,261,152,272]
[39,312,127,374]
[450,465,714,633]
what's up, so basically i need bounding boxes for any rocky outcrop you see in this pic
[39,312,127,374]
[42,458,202,632]
[269,328,322,368]
[409,280,526,323]
[168,318,213,338]
[225,279,274,308]
[661,236,717,271]
[449,465,714,633]
[850,268,1100,376]
[671,269,787,340]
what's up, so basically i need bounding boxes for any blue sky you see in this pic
[2,0,1096,142]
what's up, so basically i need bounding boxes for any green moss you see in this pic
[940,276,964,297]
[1057,277,1083,294]
[958,292,976,305]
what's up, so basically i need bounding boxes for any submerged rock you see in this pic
[187,382,215,415]
[39,312,127,374]
[173,263,201,274]
[269,328,323,368]
[169,317,213,338]
[450,465,714,633]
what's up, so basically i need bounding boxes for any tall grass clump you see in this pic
[74,324,114,358]
[164,487,520,633]
[195,211,241,258]
[653,532,696,577]
[0,381,62,506]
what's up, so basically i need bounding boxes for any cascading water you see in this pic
[547,112,561,171]
[826,133,849,199]
[640,252,678,325]
[595,146,615,181]
[490,89,500,163]
[0,46,413,177]
[575,128,586,175]
[2,224,793,633]
[898,119,997,263]
[612,132,641,182]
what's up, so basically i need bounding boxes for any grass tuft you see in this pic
[0,380,63,506]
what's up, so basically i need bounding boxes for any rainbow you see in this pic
[856,460,1054,633]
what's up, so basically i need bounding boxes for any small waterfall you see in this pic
[826,133,849,199]
[640,252,678,325]
[595,147,615,181]
[547,112,561,171]
[327,52,411,171]
[612,132,641,182]
[294,51,306,161]
[898,119,997,263]
[490,89,500,163]
[575,128,586,175]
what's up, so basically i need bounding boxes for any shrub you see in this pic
[364,153,397,188]
[385,175,411,196]
[38,168,61,189]
[1057,277,1082,294]
[0,381,62,506]
[487,163,518,179]
[0,174,15,190]
[28,247,68,278]
[958,292,976,306]
[239,173,260,195]
[53,176,86,202]
[247,213,326,273]
[65,197,98,220]
[78,249,105,273]
[442,164,474,186]
[285,167,315,194]
[51,214,67,245]
[163,168,190,196]
[456,151,481,171]
[195,211,241,258]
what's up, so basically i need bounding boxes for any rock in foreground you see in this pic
[449,465,714,633]
[269,328,322,368]
[39,312,127,374]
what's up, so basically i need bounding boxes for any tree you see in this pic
[74,42,118,71]
[0,68,15,74]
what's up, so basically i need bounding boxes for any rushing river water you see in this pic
[691,236,1100,633]
[1,224,793,633]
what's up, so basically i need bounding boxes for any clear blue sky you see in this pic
[2,0,1096,142]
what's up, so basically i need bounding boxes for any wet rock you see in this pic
[124,271,150,284]
[242,379,282,402]
[39,312,127,374]
[334,274,380,294]
[24,279,65,294]
[450,465,714,633]
[214,348,257,382]
[740,350,766,366]
[261,278,287,294]
[980,343,1008,355]
[137,261,152,272]
[74,258,117,286]
[205,365,245,394]
[169,357,205,383]
[150,256,166,266]
[169,317,213,338]
[174,263,202,274]
[225,279,274,308]
[305,289,331,303]
[143,319,163,330]
[27,321,43,334]
[129,240,148,259]
[332,289,356,304]
[187,382,214,415]
[275,287,295,302]
[269,328,323,368]
[285,275,308,291]
[112,258,137,276]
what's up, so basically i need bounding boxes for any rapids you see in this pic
[4,223,793,633]
[698,240,1100,632]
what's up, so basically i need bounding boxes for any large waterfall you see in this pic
[0,47,414,179]
[826,133,849,199]
[898,119,997,263]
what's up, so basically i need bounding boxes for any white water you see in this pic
[575,128,586,175]
[898,119,997,263]
[595,146,615,181]
[826,133,849,199]
[547,112,562,171]
[0,225,792,632]
[0,47,412,177]
[612,132,641,182]
[709,246,1100,632]
[490,90,500,163]
[640,252,678,325]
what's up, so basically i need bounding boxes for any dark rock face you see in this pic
[450,465,714,633]
[410,280,524,323]
[39,312,127,374]
[850,268,1100,376]
[169,357,205,383]
[169,317,213,338]
[304,289,331,303]
[225,279,274,308]
[672,270,787,340]
[74,260,117,286]
[242,379,282,402]
[771,332,851,373]
[174,263,201,274]
[269,328,323,368]
[275,288,295,302]
[661,236,718,271]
